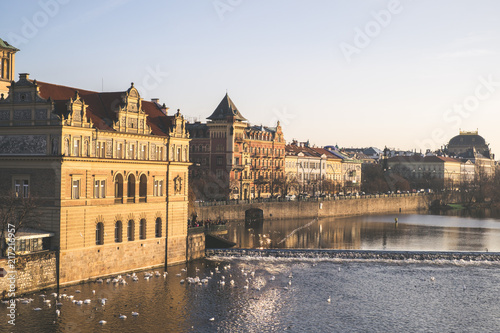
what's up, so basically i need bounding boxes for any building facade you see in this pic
[188,94,285,200]
[0,47,190,284]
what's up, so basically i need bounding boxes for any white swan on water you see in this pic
[119,314,127,319]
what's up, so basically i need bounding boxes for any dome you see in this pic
[449,134,486,147]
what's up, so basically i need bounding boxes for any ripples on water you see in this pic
[3,257,500,332]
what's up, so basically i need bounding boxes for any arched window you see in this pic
[114,174,124,199]
[127,220,135,241]
[96,222,104,245]
[139,219,146,240]
[115,221,122,243]
[155,218,162,238]
[127,174,136,200]
[139,174,147,200]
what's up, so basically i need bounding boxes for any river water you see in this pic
[3,212,500,332]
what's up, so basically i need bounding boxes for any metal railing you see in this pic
[195,192,430,207]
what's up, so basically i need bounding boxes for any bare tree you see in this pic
[0,192,39,256]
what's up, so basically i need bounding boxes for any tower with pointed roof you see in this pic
[0,38,19,96]
[187,93,286,200]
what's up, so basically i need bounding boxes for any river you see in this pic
[2,211,500,332]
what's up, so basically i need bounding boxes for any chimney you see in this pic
[19,73,30,80]
[151,98,159,104]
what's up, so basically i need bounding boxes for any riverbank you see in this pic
[194,194,431,221]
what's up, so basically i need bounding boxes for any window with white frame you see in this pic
[13,177,30,198]
[154,179,164,196]
[117,143,123,159]
[72,179,80,199]
[94,179,106,198]
[73,139,80,156]
[96,141,105,158]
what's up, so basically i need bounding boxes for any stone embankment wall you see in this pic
[187,232,205,261]
[194,195,429,222]
[0,251,57,298]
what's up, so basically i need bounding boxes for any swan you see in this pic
[99,320,107,325]
[132,312,139,316]
[56,309,60,316]
[33,307,42,311]
[84,299,91,304]
[430,276,435,281]
[119,314,127,319]
[327,296,331,303]
[209,317,215,321]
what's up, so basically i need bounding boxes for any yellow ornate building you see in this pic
[0,41,190,284]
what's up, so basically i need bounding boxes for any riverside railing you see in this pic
[195,192,430,207]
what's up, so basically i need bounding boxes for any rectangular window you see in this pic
[14,178,30,198]
[117,143,123,159]
[72,180,80,199]
[216,156,223,166]
[235,157,240,165]
[96,142,105,158]
[94,179,106,198]
[141,145,146,160]
[101,180,105,198]
[156,146,163,161]
[154,180,164,196]
[19,239,26,252]
[129,144,135,159]
[73,139,80,156]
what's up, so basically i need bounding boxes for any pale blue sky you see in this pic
[3,0,500,156]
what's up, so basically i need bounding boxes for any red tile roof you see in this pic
[35,81,173,136]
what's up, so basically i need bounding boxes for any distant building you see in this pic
[387,155,472,189]
[187,94,285,200]
[445,130,495,178]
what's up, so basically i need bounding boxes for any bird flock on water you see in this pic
[0,263,448,326]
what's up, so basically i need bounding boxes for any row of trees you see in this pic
[361,164,500,207]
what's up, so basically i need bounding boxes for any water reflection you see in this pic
[226,212,500,252]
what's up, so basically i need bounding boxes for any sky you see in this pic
[2,0,500,157]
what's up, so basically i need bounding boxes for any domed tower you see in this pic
[446,130,491,158]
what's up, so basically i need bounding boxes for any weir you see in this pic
[206,248,500,262]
